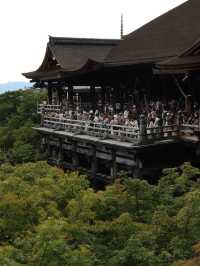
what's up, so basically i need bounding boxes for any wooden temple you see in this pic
[23,0,200,181]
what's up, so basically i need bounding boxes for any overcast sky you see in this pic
[0,0,186,83]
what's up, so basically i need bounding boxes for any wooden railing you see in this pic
[182,124,199,130]
[41,116,181,143]
[37,103,200,143]
[179,124,200,139]
[37,104,61,114]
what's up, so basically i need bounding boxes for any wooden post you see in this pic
[119,85,125,111]
[91,145,97,178]
[68,85,74,110]
[106,87,111,105]
[41,137,46,152]
[133,157,143,178]
[47,86,52,104]
[185,94,192,115]
[110,150,117,179]
[139,114,147,143]
[90,85,96,111]
[72,142,79,170]
[46,139,52,157]
[101,86,106,111]
[113,87,119,113]
[52,88,57,104]
[198,109,200,132]
[58,87,63,105]
[52,148,57,158]
[58,138,63,162]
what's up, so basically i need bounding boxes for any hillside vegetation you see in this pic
[0,89,200,265]
[0,89,45,164]
[0,161,199,265]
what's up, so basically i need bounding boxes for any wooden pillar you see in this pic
[58,138,63,162]
[46,139,52,157]
[41,137,47,152]
[68,85,74,110]
[133,157,143,178]
[47,86,52,104]
[119,85,125,111]
[58,87,63,105]
[101,86,106,111]
[111,87,116,112]
[72,142,79,170]
[106,87,111,105]
[90,85,96,111]
[139,114,147,143]
[185,94,192,115]
[52,148,57,158]
[110,150,117,179]
[91,145,97,178]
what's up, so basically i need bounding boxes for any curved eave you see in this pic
[155,55,200,74]
[22,69,63,81]
[104,55,175,68]
[22,43,60,81]
[61,59,103,77]
[153,68,189,75]
[154,64,200,75]
[23,59,103,82]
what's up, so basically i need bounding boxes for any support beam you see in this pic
[106,87,111,105]
[58,138,63,162]
[139,114,147,143]
[47,86,52,104]
[52,88,59,104]
[58,87,63,105]
[46,139,52,157]
[72,141,79,170]
[68,85,74,110]
[90,85,96,111]
[112,87,118,112]
[110,150,117,179]
[133,157,143,178]
[119,84,125,111]
[91,145,97,178]
[199,109,200,132]
[185,94,192,115]
[101,86,106,111]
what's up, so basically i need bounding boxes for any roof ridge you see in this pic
[49,36,120,46]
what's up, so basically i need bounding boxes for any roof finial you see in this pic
[121,14,124,39]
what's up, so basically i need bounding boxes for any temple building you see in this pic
[23,0,200,181]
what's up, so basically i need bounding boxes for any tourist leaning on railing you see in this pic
[39,100,200,133]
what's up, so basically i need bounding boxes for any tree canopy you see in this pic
[0,161,200,265]
[0,89,46,164]
[0,88,200,265]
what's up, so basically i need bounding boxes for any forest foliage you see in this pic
[0,89,46,164]
[1,89,200,265]
[0,161,200,265]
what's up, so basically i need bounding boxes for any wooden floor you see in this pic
[34,126,200,180]
[34,127,182,150]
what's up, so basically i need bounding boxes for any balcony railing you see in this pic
[41,116,180,143]
[37,104,62,114]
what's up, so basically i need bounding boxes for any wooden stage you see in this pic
[35,125,200,181]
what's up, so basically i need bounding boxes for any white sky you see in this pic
[0,0,186,83]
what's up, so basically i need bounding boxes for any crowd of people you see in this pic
[41,99,200,129]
